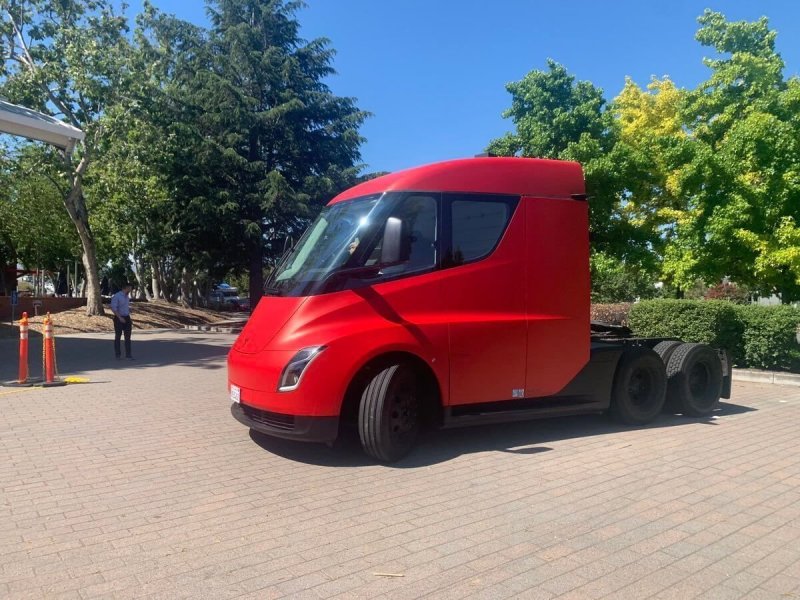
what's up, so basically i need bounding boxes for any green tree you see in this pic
[188,0,368,306]
[666,10,800,301]
[0,0,129,314]
[0,144,16,294]
[488,60,660,300]
[4,147,80,271]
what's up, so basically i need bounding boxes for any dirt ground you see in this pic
[0,301,241,336]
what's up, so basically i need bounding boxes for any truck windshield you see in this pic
[267,192,437,297]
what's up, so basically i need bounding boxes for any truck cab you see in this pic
[229,157,729,462]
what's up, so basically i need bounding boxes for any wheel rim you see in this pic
[387,379,418,444]
[628,368,653,407]
[688,361,712,404]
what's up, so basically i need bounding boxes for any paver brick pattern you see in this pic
[1,330,799,599]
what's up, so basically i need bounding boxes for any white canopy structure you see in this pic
[0,98,84,152]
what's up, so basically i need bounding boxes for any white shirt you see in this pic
[111,291,130,317]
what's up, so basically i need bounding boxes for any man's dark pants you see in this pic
[114,317,133,358]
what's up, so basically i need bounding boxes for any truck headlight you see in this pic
[278,346,326,391]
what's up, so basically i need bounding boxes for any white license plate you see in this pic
[230,385,241,403]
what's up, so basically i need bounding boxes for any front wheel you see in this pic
[611,347,667,425]
[358,364,420,462]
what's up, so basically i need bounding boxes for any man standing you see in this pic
[111,283,134,360]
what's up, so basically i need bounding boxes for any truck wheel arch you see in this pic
[340,351,443,428]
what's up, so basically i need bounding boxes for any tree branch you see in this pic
[6,10,82,128]
[43,170,68,197]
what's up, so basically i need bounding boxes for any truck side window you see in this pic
[445,194,518,266]
[379,194,438,276]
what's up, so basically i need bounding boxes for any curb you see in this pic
[733,368,800,387]
[184,325,243,334]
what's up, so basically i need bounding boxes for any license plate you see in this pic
[230,385,241,403]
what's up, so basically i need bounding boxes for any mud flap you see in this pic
[718,349,732,399]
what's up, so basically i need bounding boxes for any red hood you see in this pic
[232,296,307,354]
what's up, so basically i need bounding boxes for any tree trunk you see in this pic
[179,267,192,308]
[151,260,162,301]
[133,262,153,301]
[167,270,178,302]
[131,248,153,301]
[163,261,177,302]
[192,280,201,309]
[249,238,264,311]
[62,157,104,315]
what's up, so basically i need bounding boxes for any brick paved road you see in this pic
[1,330,799,599]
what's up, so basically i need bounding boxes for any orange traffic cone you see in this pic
[2,312,41,388]
[41,313,66,388]
[18,312,29,383]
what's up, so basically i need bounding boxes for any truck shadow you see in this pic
[249,401,756,468]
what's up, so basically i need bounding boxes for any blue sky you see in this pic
[138,1,800,174]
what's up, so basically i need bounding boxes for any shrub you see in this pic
[629,300,743,358]
[735,305,800,371]
[705,282,750,304]
[590,303,632,326]
[629,300,800,371]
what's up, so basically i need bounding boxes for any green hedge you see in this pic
[628,300,800,371]
[628,300,743,355]
[736,305,800,371]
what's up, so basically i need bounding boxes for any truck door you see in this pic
[442,193,527,405]
[524,196,591,397]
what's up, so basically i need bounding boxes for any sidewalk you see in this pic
[1,331,799,599]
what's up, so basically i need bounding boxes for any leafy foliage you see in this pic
[2,0,367,306]
[590,250,658,303]
[704,282,750,304]
[0,0,130,313]
[133,0,368,304]
[629,300,743,356]
[488,61,664,297]
[630,299,800,371]
[664,11,800,300]
[735,305,800,370]
[490,11,800,304]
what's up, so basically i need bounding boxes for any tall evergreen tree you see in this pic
[191,0,367,306]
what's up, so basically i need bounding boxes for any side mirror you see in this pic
[381,217,402,264]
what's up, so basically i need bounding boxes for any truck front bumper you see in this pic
[231,402,339,443]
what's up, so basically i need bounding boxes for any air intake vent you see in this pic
[241,405,295,431]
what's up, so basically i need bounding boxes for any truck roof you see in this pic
[330,157,585,204]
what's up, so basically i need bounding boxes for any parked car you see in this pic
[209,287,241,310]
[236,297,251,311]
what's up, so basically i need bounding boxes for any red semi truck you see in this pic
[228,157,731,462]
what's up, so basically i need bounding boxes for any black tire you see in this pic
[358,364,420,462]
[653,340,682,365]
[666,343,723,417]
[611,346,667,425]
[653,341,683,413]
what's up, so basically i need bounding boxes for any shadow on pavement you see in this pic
[248,401,756,468]
[0,330,231,382]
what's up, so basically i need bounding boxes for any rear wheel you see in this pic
[653,341,683,413]
[653,340,682,365]
[666,343,723,417]
[611,347,667,425]
[358,364,420,462]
